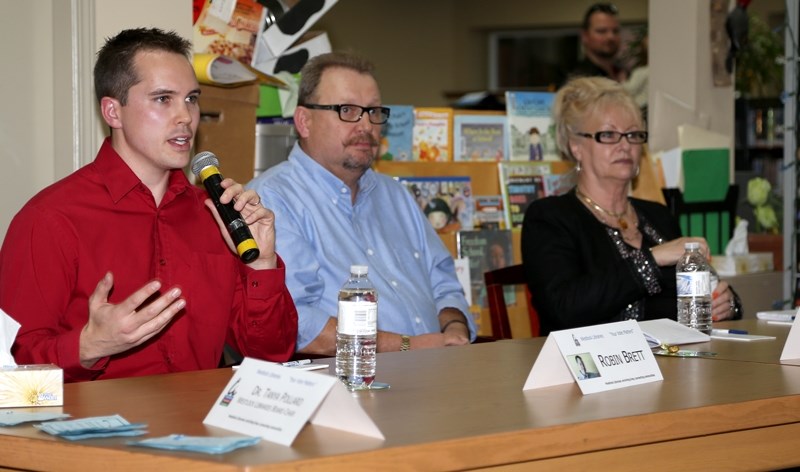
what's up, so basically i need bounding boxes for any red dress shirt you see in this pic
[0,139,297,381]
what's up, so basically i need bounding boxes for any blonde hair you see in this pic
[553,76,642,162]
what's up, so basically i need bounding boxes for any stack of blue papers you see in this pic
[35,414,147,440]
[129,434,261,454]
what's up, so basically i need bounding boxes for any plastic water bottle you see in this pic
[676,242,713,334]
[335,265,378,390]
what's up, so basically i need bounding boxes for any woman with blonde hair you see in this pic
[521,76,740,335]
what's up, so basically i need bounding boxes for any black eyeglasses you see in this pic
[575,130,648,144]
[300,103,391,124]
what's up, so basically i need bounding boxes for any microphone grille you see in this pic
[190,151,219,176]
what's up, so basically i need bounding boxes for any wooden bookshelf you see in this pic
[373,159,573,337]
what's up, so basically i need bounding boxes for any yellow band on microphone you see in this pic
[198,165,220,182]
[237,238,258,257]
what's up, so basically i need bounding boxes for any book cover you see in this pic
[505,91,558,161]
[542,170,577,197]
[412,107,454,162]
[498,162,551,229]
[498,161,552,182]
[379,105,414,161]
[474,195,506,230]
[453,112,507,161]
[193,53,257,86]
[397,176,473,233]
[456,229,515,308]
[453,257,472,307]
[193,0,266,66]
[504,175,545,229]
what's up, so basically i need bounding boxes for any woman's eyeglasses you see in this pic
[575,130,648,144]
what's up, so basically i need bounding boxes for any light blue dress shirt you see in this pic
[247,143,474,350]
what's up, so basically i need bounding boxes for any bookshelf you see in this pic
[373,159,574,337]
[374,160,572,255]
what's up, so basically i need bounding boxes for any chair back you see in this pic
[661,185,738,255]
[483,264,540,339]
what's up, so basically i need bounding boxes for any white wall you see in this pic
[92,0,192,153]
[648,0,735,155]
[1,1,57,240]
[0,0,191,242]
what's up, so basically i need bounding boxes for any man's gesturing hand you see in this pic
[79,272,186,368]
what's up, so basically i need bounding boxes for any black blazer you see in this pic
[521,190,682,335]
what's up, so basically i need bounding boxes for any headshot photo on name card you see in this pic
[570,353,601,380]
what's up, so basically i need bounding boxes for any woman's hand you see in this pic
[650,237,710,267]
[711,280,737,321]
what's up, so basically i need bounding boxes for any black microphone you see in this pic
[191,151,260,263]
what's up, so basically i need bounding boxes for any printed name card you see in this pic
[779,308,800,360]
[204,357,384,446]
[523,320,662,394]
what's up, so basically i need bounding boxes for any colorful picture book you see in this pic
[380,104,414,161]
[453,112,507,161]
[504,175,545,229]
[542,170,578,197]
[474,195,505,230]
[456,229,515,308]
[412,107,454,162]
[396,176,473,233]
[193,0,265,66]
[498,162,552,229]
[505,91,558,161]
[498,161,553,181]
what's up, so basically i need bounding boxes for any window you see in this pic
[489,28,581,90]
[488,25,644,91]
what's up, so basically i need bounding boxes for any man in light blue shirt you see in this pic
[247,52,474,355]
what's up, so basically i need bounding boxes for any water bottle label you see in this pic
[676,271,711,297]
[337,300,377,335]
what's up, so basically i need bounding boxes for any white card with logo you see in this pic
[204,357,384,446]
[779,307,800,360]
[523,320,662,394]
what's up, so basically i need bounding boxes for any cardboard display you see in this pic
[251,0,338,75]
[196,83,260,185]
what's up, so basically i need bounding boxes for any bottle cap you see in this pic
[684,242,700,250]
[350,265,368,275]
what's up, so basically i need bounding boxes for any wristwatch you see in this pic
[400,335,411,351]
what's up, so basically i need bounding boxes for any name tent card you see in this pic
[204,357,384,446]
[779,308,800,361]
[523,320,663,394]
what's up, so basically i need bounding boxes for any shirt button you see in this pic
[415,317,422,324]
[160,259,167,266]
[251,280,259,288]
[340,187,347,194]
[414,252,420,259]
[391,280,398,287]
[367,249,374,255]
